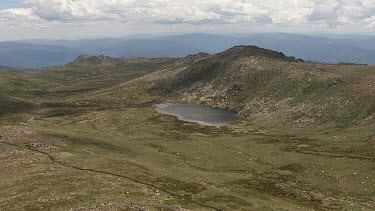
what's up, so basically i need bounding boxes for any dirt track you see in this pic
[0,138,221,211]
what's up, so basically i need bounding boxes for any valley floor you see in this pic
[1,100,374,210]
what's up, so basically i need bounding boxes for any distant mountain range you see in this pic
[1,33,375,69]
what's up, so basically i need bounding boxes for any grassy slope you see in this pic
[0,49,374,210]
[155,47,375,136]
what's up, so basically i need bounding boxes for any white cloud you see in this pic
[0,0,374,28]
[0,8,39,21]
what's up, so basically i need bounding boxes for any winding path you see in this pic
[0,139,221,211]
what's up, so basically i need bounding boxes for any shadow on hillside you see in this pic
[0,99,34,117]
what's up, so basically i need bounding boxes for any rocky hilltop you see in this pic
[216,45,303,61]
[154,45,375,129]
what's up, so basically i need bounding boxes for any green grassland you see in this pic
[0,48,374,210]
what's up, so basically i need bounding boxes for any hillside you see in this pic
[0,46,374,210]
[154,45,301,94]
[154,46,375,130]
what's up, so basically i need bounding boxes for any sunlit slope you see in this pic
[0,56,183,120]
[154,46,375,130]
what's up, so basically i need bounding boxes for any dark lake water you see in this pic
[157,104,238,126]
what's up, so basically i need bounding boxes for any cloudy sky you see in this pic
[0,0,374,40]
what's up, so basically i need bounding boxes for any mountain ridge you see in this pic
[217,45,303,62]
[153,45,375,129]
[2,33,375,69]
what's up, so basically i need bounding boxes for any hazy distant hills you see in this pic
[306,44,375,64]
[0,41,83,69]
[1,33,375,69]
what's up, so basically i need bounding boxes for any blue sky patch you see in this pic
[0,0,24,9]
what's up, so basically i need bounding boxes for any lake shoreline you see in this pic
[155,104,238,127]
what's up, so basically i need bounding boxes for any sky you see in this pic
[0,0,23,9]
[0,0,374,40]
